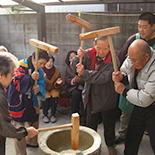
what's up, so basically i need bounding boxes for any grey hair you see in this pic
[94,36,108,44]
[0,52,19,76]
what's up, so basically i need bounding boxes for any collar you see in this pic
[0,83,4,91]
[96,53,107,61]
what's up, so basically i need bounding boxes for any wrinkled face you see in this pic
[138,20,155,40]
[128,46,149,70]
[32,57,47,70]
[0,69,14,88]
[45,58,54,69]
[69,52,76,63]
[95,40,110,58]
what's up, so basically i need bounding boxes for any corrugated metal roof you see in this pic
[0,0,154,14]
[0,0,155,7]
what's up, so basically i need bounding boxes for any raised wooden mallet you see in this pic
[38,113,80,150]
[29,39,58,85]
[79,26,120,72]
[66,13,91,66]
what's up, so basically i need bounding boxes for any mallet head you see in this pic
[79,26,120,40]
[66,13,91,29]
[29,39,58,54]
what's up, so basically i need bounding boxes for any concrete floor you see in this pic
[6,105,154,155]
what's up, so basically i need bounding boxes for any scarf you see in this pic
[95,55,107,65]
[42,66,56,80]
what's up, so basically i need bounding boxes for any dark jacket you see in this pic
[8,57,45,123]
[72,47,120,113]
[0,84,27,154]
[118,33,155,66]
[65,65,84,95]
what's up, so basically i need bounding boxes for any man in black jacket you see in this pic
[72,36,120,155]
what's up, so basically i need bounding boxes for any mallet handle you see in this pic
[79,27,85,64]
[107,35,118,72]
[79,27,85,76]
[35,48,39,86]
[38,123,72,132]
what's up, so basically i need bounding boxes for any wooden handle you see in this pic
[35,48,39,86]
[80,27,85,50]
[79,26,120,41]
[66,13,91,29]
[78,27,85,76]
[107,35,118,72]
[79,27,85,65]
[38,123,72,132]
[29,39,58,54]
[71,113,79,150]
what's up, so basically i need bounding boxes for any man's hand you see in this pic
[33,85,40,94]
[112,71,123,82]
[73,75,82,83]
[114,82,125,94]
[31,71,39,81]
[76,63,84,75]
[26,127,39,138]
[77,47,85,58]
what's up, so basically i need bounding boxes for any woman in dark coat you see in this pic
[65,50,86,125]
[0,52,38,155]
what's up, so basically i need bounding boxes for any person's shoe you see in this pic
[107,146,117,155]
[114,136,125,145]
[42,116,50,123]
[50,116,57,123]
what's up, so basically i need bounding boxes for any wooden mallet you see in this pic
[29,39,58,85]
[38,113,80,150]
[79,26,120,72]
[66,13,91,65]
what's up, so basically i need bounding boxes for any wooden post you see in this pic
[71,113,79,150]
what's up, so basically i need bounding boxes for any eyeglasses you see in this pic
[128,54,146,64]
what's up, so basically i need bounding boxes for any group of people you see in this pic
[0,48,39,154]
[0,11,154,155]
[0,45,86,155]
[70,11,155,155]
[115,11,155,146]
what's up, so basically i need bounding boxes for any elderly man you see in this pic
[72,36,120,155]
[113,39,155,155]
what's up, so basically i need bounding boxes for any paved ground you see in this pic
[6,105,154,155]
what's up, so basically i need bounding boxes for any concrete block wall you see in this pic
[0,13,138,81]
